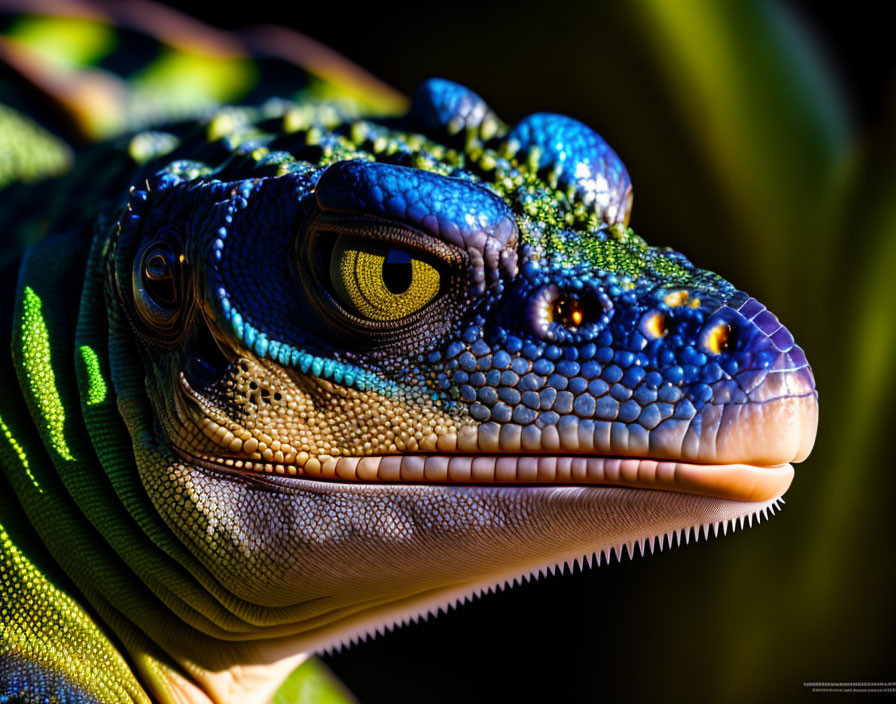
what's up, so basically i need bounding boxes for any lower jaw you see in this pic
[181,449,794,503]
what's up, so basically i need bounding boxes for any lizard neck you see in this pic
[4,222,325,704]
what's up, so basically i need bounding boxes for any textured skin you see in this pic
[0,43,819,704]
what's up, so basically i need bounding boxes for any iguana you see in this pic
[0,7,818,704]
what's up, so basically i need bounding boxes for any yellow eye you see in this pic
[329,235,441,321]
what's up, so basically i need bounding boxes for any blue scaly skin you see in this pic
[0,78,817,702]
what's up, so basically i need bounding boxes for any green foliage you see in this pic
[599,2,892,700]
[6,15,117,69]
[0,104,72,188]
[273,657,357,704]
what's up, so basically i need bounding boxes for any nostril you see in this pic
[701,321,732,355]
[663,289,701,309]
[639,311,667,340]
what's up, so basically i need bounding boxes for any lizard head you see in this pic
[110,80,817,653]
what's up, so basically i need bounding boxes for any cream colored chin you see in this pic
[157,487,787,704]
[238,489,786,664]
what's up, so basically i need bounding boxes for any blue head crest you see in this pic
[506,113,632,225]
[409,78,632,225]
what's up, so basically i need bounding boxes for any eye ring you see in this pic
[132,239,186,333]
[296,212,467,347]
[141,247,179,306]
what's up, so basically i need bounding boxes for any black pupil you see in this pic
[553,296,585,329]
[144,251,176,304]
[382,248,412,294]
[146,253,170,280]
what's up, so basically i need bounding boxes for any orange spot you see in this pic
[641,311,667,339]
[664,290,689,307]
[705,323,731,354]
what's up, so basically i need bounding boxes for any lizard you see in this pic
[0,9,819,704]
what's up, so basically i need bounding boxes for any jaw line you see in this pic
[178,447,795,503]
[173,357,806,504]
[152,460,789,692]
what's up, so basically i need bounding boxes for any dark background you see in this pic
[175,2,894,702]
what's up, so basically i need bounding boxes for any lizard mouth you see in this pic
[176,449,795,502]
[173,344,817,504]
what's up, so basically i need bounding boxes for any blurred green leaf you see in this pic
[631,0,851,318]
[273,657,357,704]
[795,81,896,634]
[6,15,117,69]
[607,2,882,699]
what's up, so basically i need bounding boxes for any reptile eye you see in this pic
[299,213,465,347]
[552,296,585,329]
[142,249,177,305]
[133,242,183,331]
[530,285,613,341]
[328,234,440,321]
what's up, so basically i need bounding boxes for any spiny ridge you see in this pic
[320,498,784,654]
